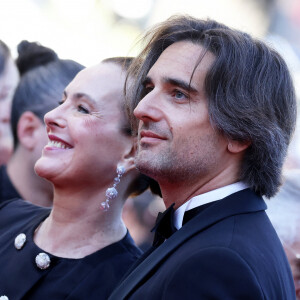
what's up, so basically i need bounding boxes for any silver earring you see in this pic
[100,165,126,211]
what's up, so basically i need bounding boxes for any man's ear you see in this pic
[120,137,137,173]
[17,111,43,151]
[227,139,251,154]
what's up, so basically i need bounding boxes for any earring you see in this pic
[100,165,126,211]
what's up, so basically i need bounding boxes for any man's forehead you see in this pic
[148,41,215,78]
[147,41,215,91]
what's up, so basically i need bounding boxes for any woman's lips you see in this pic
[46,134,73,150]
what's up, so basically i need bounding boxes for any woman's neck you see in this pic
[33,186,127,258]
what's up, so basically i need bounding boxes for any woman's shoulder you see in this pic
[117,231,143,259]
[0,198,50,229]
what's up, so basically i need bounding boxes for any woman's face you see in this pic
[35,62,133,188]
[0,56,19,165]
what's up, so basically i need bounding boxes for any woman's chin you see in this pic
[34,157,55,181]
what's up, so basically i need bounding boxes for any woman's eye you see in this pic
[58,100,64,105]
[78,105,89,114]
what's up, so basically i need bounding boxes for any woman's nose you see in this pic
[44,105,67,130]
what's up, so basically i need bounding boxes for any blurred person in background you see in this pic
[267,169,300,299]
[0,40,84,206]
[0,40,19,166]
[0,57,159,300]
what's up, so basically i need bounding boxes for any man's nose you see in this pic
[133,89,164,123]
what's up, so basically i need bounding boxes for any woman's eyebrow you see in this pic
[64,91,98,106]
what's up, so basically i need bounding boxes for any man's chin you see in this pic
[136,158,164,183]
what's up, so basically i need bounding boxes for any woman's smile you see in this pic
[45,134,73,150]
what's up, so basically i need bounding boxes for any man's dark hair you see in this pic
[126,15,297,198]
[103,56,161,197]
[11,40,84,149]
[0,40,10,75]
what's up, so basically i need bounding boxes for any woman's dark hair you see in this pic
[0,40,11,75]
[102,57,161,197]
[11,40,84,149]
[126,15,297,198]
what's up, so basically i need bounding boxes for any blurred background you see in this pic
[1,0,299,248]
[1,0,299,150]
[1,0,299,160]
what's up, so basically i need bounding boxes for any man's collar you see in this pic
[174,182,249,230]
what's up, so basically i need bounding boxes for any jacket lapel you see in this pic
[109,189,266,299]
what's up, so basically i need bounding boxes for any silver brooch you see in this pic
[35,252,51,270]
[0,296,9,300]
[14,233,26,250]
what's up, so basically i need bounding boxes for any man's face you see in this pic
[134,41,229,187]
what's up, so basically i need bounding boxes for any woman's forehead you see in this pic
[65,63,126,107]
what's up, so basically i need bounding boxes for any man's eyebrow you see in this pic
[163,77,198,94]
[142,76,198,94]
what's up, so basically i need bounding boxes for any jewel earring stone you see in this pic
[100,165,126,211]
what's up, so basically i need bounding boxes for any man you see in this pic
[109,16,297,299]
[0,41,84,206]
[267,169,300,299]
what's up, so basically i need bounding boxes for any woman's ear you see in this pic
[120,136,137,172]
[17,111,43,151]
[227,139,251,154]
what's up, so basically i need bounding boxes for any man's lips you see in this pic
[140,130,167,142]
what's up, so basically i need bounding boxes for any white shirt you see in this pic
[174,182,249,230]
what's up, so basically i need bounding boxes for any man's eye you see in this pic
[174,90,187,100]
[78,105,89,114]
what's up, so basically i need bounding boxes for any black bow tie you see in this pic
[151,203,177,248]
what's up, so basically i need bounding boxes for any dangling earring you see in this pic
[100,165,126,211]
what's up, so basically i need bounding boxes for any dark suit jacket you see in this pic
[109,189,295,299]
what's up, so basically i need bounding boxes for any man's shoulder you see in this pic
[131,211,293,300]
[176,200,281,266]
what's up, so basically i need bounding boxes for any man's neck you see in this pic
[159,167,241,209]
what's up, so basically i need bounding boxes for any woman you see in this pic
[1,40,84,205]
[0,57,154,299]
[0,40,19,165]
